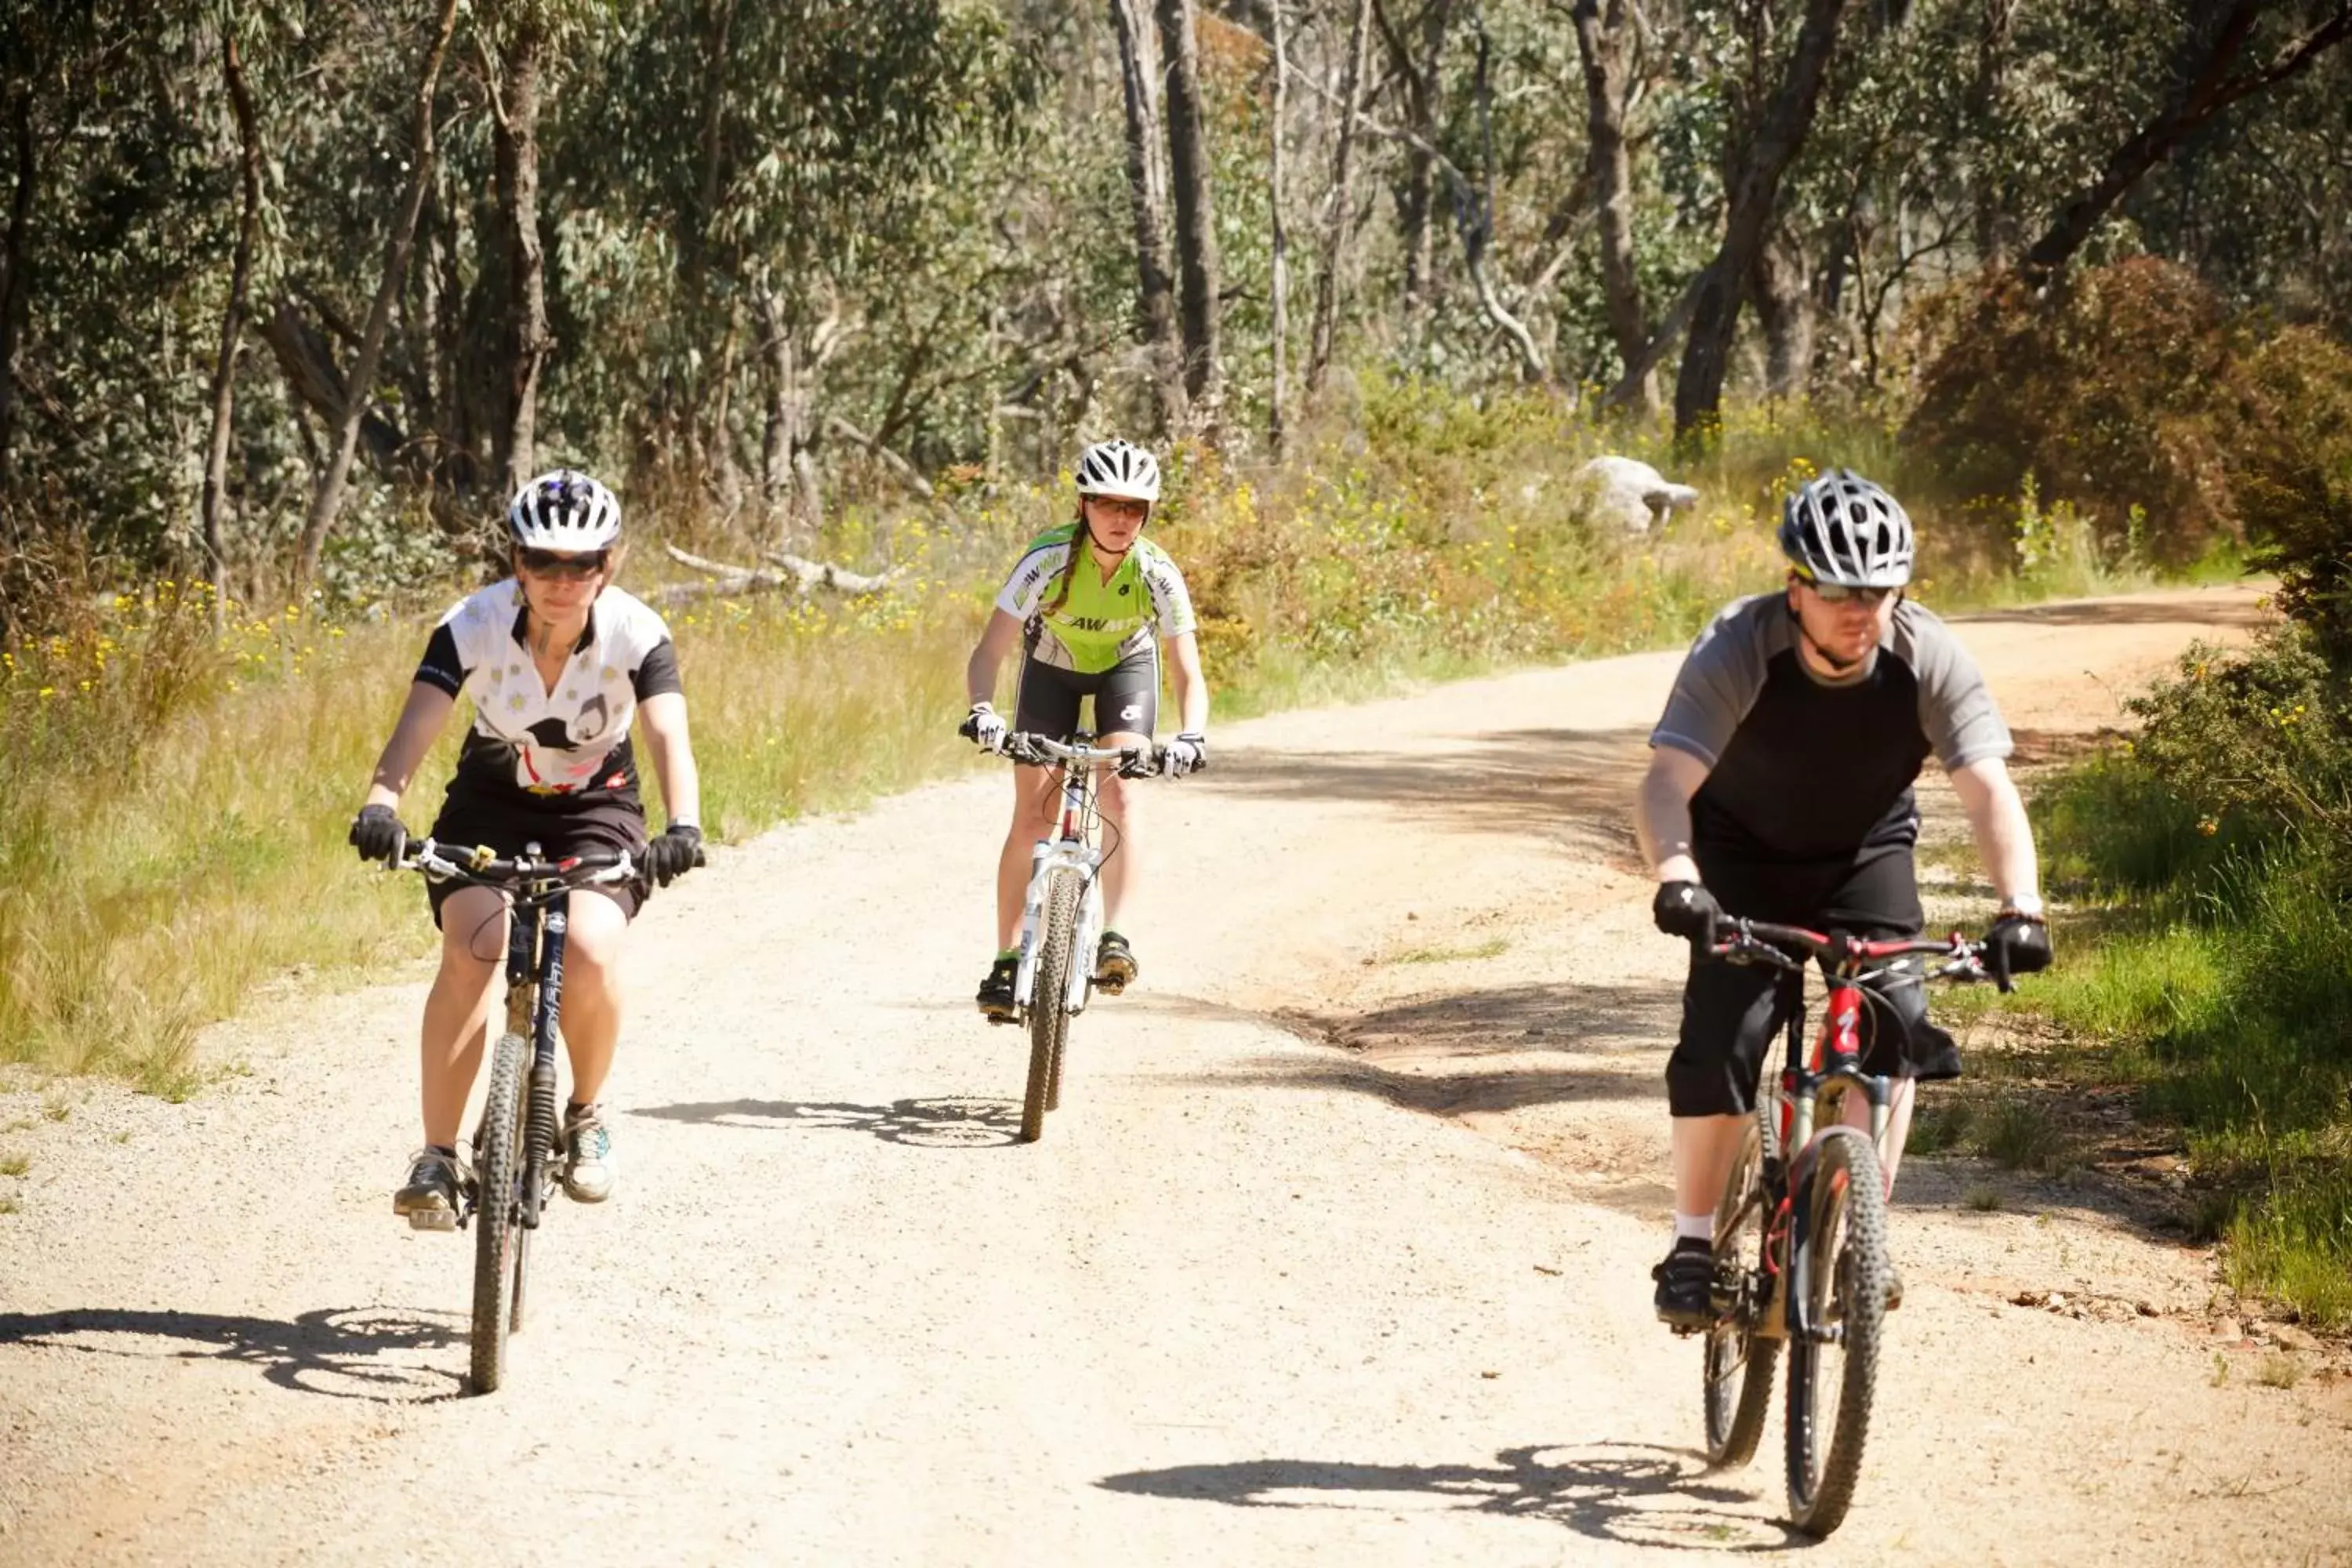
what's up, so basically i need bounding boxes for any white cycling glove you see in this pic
[1163,731,1208,778]
[961,701,1008,753]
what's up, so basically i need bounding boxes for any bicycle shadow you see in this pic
[630,1096,1023,1149]
[1098,1441,1797,1552]
[0,1305,466,1403]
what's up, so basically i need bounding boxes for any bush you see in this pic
[1904,259,2241,563]
[2225,328,2352,665]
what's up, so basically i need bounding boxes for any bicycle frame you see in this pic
[1010,735,1120,1020]
[504,865,568,1233]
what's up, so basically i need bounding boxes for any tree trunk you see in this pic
[757,286,809,533]
[1751,233,1813,401]
[1673,0,1849,445]
[1573,0,1650,410]
[492,16,549,494]
[1457,13,1544,383]
[1155,0,1223,428]
[2015,2,2352,288]
[295,0,459,588]
[199,24,263,619]
[1305,0,1374,399]
[0,91,34,496]
[1379,0,1454,321]
[1269,0,1290,459]
[1110,0,1187,433]
[1968,0,2015,267]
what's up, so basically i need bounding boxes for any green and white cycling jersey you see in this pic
[993,524,1197,673]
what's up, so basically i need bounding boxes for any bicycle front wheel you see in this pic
[468,1029,529,1395]
[1784,1127,1892,1537]
[1703,1120,1780,1468]
[1020,867,1080,1143]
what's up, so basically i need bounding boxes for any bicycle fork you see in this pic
[1013,838,1102,1017]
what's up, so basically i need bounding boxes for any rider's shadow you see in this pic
[0,1305,466,1403]
[631,1096,1024,1149]
[1098,1442,1796,1552]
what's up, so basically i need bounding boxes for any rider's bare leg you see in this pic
[1842,1075,1917,1193]
[1094,728,1148,929]
[1671,1112,1750,1219]
[994,764,1058,951]
[419,885,506,1148]
[557,888,629,1106]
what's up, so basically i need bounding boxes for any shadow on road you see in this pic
[1099,1442,1795,1552]
[1203,726,1651,862]
[631,1095,1022,1149]
[0,1305,464,1402]
[1955,594,2267,630]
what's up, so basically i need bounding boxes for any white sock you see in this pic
[1673,1211,1714,1243]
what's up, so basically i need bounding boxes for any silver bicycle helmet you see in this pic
[1073,438,1162,505]
[508,469,622,552]
[1779,468,1914,589]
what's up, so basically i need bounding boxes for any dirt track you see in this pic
[4,582,2347,1566]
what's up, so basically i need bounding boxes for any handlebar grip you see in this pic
[386,826,407,870]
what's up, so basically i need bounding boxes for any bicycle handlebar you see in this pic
[390,836,637,889]
[992,731,1166,776]
[1708,919,1992,988]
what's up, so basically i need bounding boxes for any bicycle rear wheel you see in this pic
[1784,1127,1891,1537]
[1703,1121,1780,1468]
[469,1029,528,1395]
[1020,868,1079,1143]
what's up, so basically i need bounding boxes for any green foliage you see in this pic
[2227,328,2352,666]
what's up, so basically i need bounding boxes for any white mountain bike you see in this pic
[992,730,1166,1143]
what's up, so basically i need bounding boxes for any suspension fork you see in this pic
[521,893,568,1230]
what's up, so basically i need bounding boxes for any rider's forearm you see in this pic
[966,644,1002,709]
[1635,778,1701,884]
[640,696,702,827]
[1953,759,2039,908]
[365,684,454,808]
[1176,672,1210,735]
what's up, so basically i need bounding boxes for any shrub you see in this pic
[2224,328,2352,666]
[1904,259,2241,562]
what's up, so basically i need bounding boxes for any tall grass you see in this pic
[0,381,2179,1094]
[2013,753,2352,1330]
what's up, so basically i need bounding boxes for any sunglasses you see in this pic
[1803,579,1897,607]
[518,548,609,579]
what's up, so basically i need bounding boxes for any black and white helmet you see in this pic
[1779,469,1914,589]
[1073,438,1161,505]
[507,469,622,552]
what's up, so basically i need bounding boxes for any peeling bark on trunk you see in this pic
[1111,0,1187,434]
[1156,0,1223,430]
[1306,0,1374,399]
[1751,234,1813,401]
[493,16,549,494]
[1673,0,1849,446]
[1573,0,1650,411]
[296,0,459,588]
[200,26,263,616]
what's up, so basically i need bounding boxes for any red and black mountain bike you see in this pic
[1696,919,1996,1537]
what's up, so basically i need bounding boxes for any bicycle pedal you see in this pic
[405,1208,458,1233]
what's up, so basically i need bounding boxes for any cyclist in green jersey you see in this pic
[959,438,1211,1019]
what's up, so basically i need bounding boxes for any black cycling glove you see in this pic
[642,823,705,887]
[1652,880,1722,944]
[1984,910,2051,991]
[349,804,407,866]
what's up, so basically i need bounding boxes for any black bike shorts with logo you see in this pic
[1668,845,1962,1119]
[423,782,647,929]
[1012,646,1160,742]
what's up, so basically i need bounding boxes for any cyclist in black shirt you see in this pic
[1633,470,2052,1327]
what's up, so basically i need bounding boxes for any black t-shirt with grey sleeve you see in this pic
[1650,594,2012,869]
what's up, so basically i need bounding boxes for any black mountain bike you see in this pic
[393,836,636,1395]
[1696,919,1992,1537]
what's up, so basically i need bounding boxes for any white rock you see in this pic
[1573,455,1702,534]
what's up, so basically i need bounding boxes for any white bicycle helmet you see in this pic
[1779,468,1914,589]
[507,469,622,552]
[1073,438,1162,505]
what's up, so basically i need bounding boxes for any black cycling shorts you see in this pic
[424,783,646,929]
[1012,646,1159,742]
[1667,845,1961,1118]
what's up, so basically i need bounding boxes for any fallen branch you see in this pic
[651,543,903,606]
[823,414,935,499]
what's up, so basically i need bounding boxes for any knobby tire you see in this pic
[468,1029,528,1395]
[1044,873,1083,1113]
[1704,1121,1780,1468]
[1784,1128,1891,1537]
[1021,868,1079,1143]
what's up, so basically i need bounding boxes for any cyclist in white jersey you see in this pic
[349,471,706,1229]
[959,438,1211,1018]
